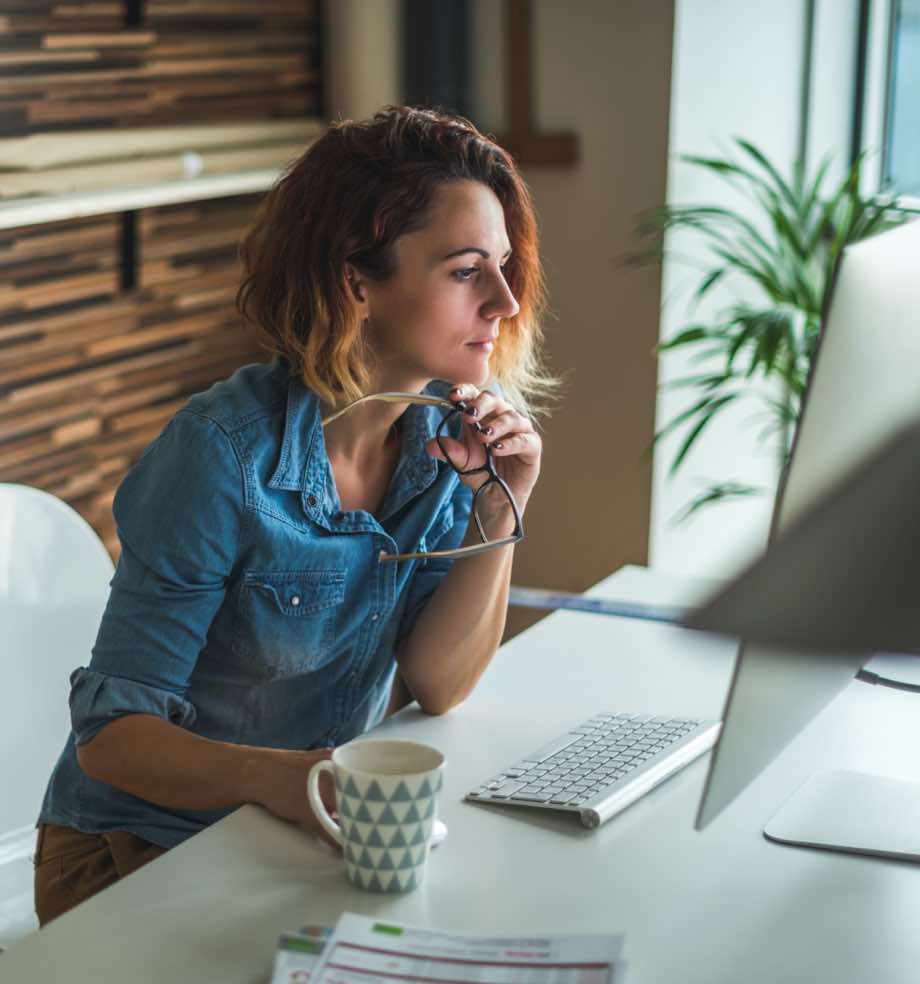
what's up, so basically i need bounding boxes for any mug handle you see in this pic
[307,760,343,846]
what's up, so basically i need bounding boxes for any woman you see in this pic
[33,105,556,924]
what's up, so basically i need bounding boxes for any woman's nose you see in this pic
[483,271,520,321]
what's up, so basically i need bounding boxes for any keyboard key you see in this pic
[550,793,579,805]
[529,733,582,762]
[487,781,525,798]
[511,791,553,802]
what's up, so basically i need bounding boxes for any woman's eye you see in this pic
[453,267,479,281]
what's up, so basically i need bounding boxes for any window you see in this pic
[883,0,920,197]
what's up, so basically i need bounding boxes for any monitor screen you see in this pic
[692,216,920,830]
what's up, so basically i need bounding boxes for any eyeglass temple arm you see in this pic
[321,392,459,426]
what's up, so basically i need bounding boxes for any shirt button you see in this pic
[290,595,302,607]
[370,612,379,621]
[306,494,317,508]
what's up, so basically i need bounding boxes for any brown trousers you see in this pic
[33,822,167,927]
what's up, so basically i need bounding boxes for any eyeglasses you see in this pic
[322,392,524,563]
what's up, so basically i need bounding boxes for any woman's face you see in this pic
[357,179,520,389]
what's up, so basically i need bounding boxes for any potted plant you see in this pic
[630,140,906,520]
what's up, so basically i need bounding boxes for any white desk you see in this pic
[7,565,920,983]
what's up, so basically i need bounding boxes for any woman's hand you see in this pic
[426,383,542,525]
[244,747,342,852]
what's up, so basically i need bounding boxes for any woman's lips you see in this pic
[466,339,495,352]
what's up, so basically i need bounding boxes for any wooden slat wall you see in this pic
[0,194,267,556]
[0,0,321,137]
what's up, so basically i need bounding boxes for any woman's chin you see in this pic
[419,356,491,388]
[456,356,492,387]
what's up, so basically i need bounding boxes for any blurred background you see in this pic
[1,0,917,639]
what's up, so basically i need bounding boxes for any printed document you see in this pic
[302,912,626,984]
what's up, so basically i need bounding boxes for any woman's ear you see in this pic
[344,263,366,304]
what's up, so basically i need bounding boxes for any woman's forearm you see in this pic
[77,713,286,811]
[399,494,518,714]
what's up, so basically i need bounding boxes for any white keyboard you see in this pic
[465,711,721,829]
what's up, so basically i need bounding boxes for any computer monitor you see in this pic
[688,216,920,853]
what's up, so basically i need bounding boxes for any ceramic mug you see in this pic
[307,738,445,893]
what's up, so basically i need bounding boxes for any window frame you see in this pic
[857,0,920,209]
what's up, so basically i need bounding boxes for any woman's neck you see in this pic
[320,371,429,464]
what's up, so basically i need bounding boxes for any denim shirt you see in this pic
[39,360,472,849]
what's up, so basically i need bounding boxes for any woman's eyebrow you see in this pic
[441,246,514,261]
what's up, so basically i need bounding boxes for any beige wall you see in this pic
[324,0,401,121]
[473,0,674,636]
[326,0,675,638]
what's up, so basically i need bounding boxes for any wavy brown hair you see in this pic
[236,105,557,415]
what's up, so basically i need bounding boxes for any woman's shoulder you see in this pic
[181,359,291,434]
[118,361,294,507]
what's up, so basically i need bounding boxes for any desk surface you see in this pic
[7,566,920,983]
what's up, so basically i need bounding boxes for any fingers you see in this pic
[427,434,475,469]
[475,409,525,443]
[488,429,542,458]
[449,384,540,459]
[449,384,498,422]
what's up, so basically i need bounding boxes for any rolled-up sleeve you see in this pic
[396,476,473,645]
[71,410,244,745]
[69,667,198,746]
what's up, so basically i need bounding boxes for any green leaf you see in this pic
[693,266,727,302]
[668,393,740,475]
[659,371,740,392]
[673,481,764,523]
[735,138,801,217]
[653,394,724,444]
[656,325,718,351]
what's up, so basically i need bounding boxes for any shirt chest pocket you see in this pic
[232,569,346,679]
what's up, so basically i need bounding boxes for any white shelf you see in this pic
[0,168,282,231]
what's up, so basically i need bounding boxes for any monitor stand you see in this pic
[764,770,920,862]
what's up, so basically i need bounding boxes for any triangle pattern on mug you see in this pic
[335,766,442,892]
[364,780,385,802]
[378,803,399,825]
[354,801,374,823]
[389,802,410,823]
[390,781,412,802]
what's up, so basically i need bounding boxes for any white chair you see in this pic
[0,484,113,949]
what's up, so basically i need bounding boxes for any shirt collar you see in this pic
[267,376,452,521]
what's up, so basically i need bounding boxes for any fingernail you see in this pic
[493,441,504,449]
[465,406,478,417]
[483,426,494,436]
[450,385,463,394]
